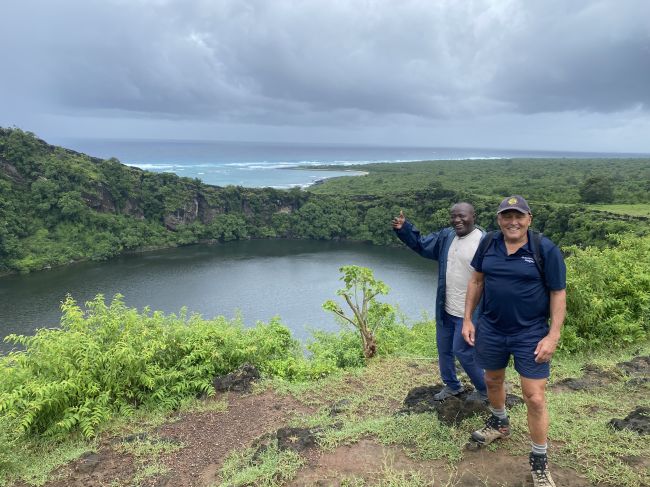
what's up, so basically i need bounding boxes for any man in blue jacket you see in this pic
[393,202,487,401]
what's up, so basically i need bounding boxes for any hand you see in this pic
[534,335,559,363]
[462,319,475,346]
[392,210,405,230]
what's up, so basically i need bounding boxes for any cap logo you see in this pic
[508,197,518,205]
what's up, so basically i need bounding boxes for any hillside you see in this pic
[2,128,650,274]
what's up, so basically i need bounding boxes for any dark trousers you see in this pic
[437,310,487,393]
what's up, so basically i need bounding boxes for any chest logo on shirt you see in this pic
[521,256,535,264]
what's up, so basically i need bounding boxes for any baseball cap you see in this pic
[497,195,531,214]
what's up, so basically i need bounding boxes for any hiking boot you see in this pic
[471,414,511,445]
[465,389,488,402]
[434,385,464,400]
[529,453,556,487]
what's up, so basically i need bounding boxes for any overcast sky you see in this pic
[1,0,649,151]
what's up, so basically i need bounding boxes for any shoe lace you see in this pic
[479,414,501,433]
[530,455,552,485]
[532,469,553,486]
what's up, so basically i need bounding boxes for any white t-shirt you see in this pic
[444,227,482,318]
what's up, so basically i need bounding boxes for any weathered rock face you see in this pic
[276,426,320,452]
[618,356,650,386]
[123,198,144,219]
[82,184,117,213]
[163,197,201,230]
[0,161,25,184]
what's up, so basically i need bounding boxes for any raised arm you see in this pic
[392,210,443,261]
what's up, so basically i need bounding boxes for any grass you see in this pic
[253,344,650,486]
[217,441,304,487]
[3,343,649,486]
[0,435,95,487]
[590,203,650,217]
[0,393,215,487]
[116,435,185,486]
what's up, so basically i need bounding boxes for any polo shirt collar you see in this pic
[496,230,533,253]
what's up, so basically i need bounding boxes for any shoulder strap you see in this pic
[478,230,498,259]
[529,230,546,285]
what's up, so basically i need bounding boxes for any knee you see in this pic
[452,340,471,360]
[523,391,546,411]
[484,374,504,390]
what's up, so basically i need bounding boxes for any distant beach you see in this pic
[54,138,650,188]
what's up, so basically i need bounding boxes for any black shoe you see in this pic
[529,452,556,487]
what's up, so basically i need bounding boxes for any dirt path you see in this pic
[31,357,649,487]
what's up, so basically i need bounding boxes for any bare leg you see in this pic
[485,369,506,409]
[520,376,548,444]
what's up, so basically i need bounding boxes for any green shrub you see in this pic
[562,234,650,351]
[0,295,304,438]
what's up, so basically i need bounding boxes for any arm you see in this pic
[392,210,442,261]
[534,289,566,363]
[462,271,484,346]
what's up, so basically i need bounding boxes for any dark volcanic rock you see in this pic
[400,385,522,425]
[557,363,621,391]
[609,406,650,435]
[329,399,352,416]
[75,452,103,474]
[213,364,261,392]
[276,426,320,452]
[617,355,650,377]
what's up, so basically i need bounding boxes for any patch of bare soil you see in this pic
[29,356,649,487]
[287,438,596,487]
[40,390,312,487]
[287,439,445,486]
[458,447,595,487]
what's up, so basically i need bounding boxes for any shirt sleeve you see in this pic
[542,240,566,290]
[394,221,443,261]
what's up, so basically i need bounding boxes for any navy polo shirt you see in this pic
[470,231,566,334]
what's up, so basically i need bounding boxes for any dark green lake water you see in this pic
[0,240,438,352]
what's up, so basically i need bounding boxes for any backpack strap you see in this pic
[479,229,547,287]
[477,230,497,260]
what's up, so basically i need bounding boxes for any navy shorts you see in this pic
[474,321,550,379]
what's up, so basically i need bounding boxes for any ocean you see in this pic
[54,138,648,188]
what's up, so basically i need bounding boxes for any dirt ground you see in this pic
[24,357,650,487]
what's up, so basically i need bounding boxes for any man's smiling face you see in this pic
[449,203,475,237]
[497,209,532,242]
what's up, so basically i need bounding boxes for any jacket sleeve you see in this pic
[393,220,443,261]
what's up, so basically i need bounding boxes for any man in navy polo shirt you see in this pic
[462,195,566,487]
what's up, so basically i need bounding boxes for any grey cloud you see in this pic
[484,1,650,113]
[1,0,649,128]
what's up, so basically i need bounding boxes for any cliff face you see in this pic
[0,128,311,273]
[0,128,301,229]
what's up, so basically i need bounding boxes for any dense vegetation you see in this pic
[1,235,647,449]
[1,127,649,485]
[2,127,649,273]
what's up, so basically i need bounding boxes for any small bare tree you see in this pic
[323,265,394,359]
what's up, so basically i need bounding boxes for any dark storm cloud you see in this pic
[484,1,650,113]
[1,0,649,125]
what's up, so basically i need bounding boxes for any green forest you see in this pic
[1,127,649,274]
[1,127,649,486]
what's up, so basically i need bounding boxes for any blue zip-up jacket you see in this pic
[394,221,483,325]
